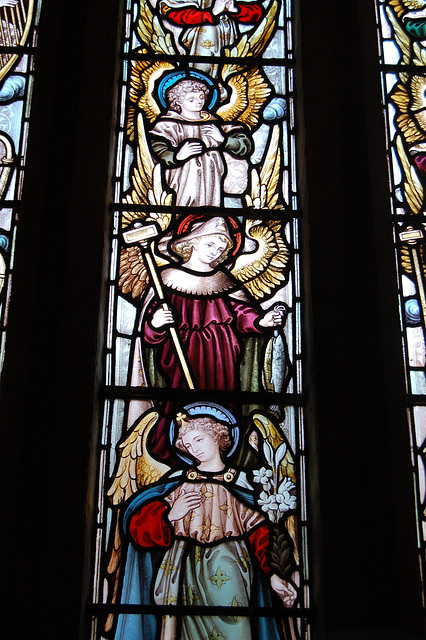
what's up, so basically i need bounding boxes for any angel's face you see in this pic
[179,90,205,115]
[193,236,228,266]
[181,429,219,464]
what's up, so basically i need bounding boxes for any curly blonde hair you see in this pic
[166,79,209,114]
[175,416,232,456]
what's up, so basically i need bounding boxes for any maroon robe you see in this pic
[143,267,263,459]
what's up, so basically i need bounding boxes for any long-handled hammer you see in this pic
[123,221,195,389]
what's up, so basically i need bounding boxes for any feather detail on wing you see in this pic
[387,4,426,67]
[389,0,426,18]
[108,410,171,506]
[231,219,290,299]
[119,243,169,301]
[251,412,284,450]
[222,0,278,76]
[400,242,426,278]
[122,112,173,227]
[119,246,149,300]
[137,0,177,55]
[128,58,175,141]
[216,68,270,129]
[246,125,284,210]
[396,134,424,214]
[391,82,425,144]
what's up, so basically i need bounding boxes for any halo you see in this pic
[157,70,219,112]
[169,402,240,464]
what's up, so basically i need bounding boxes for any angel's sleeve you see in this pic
[404,18,426,40]
[143,299,168,345]
[129,501,173,548]
[230,298,263,334]
[150,120,183,167]
[161,6,216,26]
[234,2,264,23]
[150,137,178,167]
[412,152,426,176]
[223,128,253,157]
[248,523,273,576]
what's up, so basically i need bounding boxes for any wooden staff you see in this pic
[123,222,195,389]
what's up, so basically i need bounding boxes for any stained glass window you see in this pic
[0,0,42,373]
[376,0,426,597]
[90,1,310,638]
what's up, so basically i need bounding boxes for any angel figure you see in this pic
[138,215,287,458]
[149,76,253,207]
[158,0,264,77]
[124,0,280,212]
[145,216,283,385]
[112,404,298,640]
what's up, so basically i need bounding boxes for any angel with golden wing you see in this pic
[120,211,290,462]
[124,0,281,209]
[106,403,300,640]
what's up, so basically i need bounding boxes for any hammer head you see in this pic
[122,222,159,245]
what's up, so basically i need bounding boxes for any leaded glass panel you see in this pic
[0,0,42,373]
[91,1,310,637]
[376,0,426,597]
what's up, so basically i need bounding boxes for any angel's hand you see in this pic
[258,308,285,328]
[202,124,225,146]
[151,308,174,329]
[168,491,202,521]
[176,141,204,161]
[270,574,297,608]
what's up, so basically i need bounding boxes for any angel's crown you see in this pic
[176,412,190,428]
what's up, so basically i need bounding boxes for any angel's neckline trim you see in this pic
[161,110,216,123]
[186,467,236,482]
[161,267,237,296]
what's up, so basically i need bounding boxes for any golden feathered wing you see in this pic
[121,3,178,299]
[217,0,278,129]
[384,6,426,215]
[137,0,177,55]
[104,411,171,632]
[223,0,279,69]
[231,126,290,300]
[120,108,173,300]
